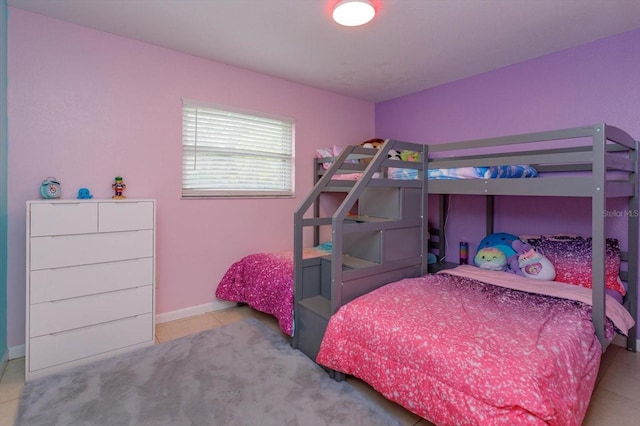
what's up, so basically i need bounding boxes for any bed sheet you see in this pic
[215,246,331,336]
[387,164,539,180]
[316,266,633,425]
[324,164,538,181]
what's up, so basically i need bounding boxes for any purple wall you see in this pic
[376,28,640,337]
[376,28,640,145]
[6,9,375,349]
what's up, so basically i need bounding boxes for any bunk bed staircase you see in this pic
[292,140,428,364]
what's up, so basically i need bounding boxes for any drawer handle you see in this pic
[48,314,149,336]
[47,286,147,303]
[43,257,151,270]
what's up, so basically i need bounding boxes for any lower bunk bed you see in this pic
[316,265,635,426]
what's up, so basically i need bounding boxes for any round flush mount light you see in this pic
[333,0,376,27]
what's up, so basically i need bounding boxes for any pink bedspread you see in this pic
[215,247,330,336]
[316,266,633,425]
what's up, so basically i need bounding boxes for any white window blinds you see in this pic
[182,101,295,198]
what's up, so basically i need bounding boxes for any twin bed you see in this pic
[215,245,330,336]
[218,123,638,425]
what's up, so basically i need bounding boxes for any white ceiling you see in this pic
[8,0,640,103]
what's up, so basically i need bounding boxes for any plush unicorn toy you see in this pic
[517,248,556,280]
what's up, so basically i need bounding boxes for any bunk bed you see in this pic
[293,123,638,425]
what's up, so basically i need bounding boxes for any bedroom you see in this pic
[2,0,640,425]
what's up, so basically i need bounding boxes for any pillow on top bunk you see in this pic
[316,145,343,169]
[525,235,626,297]
[485,165,538,178]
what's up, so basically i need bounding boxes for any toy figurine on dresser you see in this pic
[112,176,126,199]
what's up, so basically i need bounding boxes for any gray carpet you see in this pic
[15,318,401,426]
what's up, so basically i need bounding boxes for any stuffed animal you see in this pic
[474,233,519,271]
[387,149,401,160]
[477,233,518,258]
[517,248,556,280]
[506,238,532,275]
[473,247,508,271]
[360,138,385,149]
[359,138,385,164]
[400,150,420,162]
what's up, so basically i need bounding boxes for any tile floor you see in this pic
[1,305,640,426]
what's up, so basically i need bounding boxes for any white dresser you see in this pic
[26,199,156,380]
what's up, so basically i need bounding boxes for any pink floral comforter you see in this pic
[215,247,330,336]
[316,266,634,425]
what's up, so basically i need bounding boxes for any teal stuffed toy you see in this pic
[474,233,519,271]
[474,247,508,271]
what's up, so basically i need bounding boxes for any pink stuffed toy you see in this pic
[517,248,556,281]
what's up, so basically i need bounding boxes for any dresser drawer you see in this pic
[99,201,154,232]
[29,313,153,373]
[30,285,152,336]
[30,229,153,270]
[30,258,153,303]
[30,202,98,236]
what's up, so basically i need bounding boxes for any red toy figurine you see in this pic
[112,176,126,199]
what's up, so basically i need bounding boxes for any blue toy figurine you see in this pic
[77,188,93,199]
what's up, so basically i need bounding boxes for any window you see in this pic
[182,100,295,198]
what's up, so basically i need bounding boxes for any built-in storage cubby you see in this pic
[342,231,381,264]
[26,199,156,380]
[295,257,332,361]
[293,142,428,362]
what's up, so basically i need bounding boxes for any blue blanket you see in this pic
[388,165,538,180]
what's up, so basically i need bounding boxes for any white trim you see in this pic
[611,334,640,351]
[10,301,236,359]
[8,344,25,360]
[155,300,235,324]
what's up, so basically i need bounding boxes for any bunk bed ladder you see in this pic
[292,140,428,363]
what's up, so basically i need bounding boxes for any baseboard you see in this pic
[611,334,640,351]
[7,301,236,358]
[155,300,235,324]
[8,344,25,360]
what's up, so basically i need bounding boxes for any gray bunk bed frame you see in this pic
[293,123,638,364]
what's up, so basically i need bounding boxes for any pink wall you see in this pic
[6,9,375,348]
[376,28,640,335]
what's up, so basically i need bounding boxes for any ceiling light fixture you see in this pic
[332,0,376,27]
